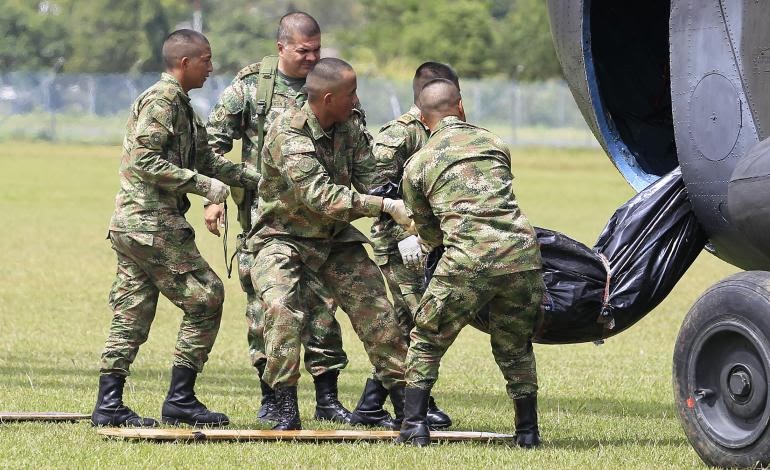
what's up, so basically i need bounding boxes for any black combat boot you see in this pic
[349,378,396,428]
[161,366,229,427]
[396,387,431,446]
[389,384,406,429]
[272,385,301,430]
[257,379,279,424]
[514,394,541,448]
[426,396,453,429]
[91,373,158,427]
[313,371,353,423]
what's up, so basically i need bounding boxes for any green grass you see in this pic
[0,142,738,468]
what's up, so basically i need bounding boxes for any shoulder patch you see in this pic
[236,62,261,80]
[397,113,419,126]
[290,111,308,130]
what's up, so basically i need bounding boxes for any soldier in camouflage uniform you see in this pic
[205,12,351,425]
[247,58,412,430]
[92,30,261,429]
[352,63,460,430]
[397,79,545,448]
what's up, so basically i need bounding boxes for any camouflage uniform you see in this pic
[370,105,429,335]
[247,103,407,389]
[102,73,260,376]
[401,116,544,399]
[206,58,347,377]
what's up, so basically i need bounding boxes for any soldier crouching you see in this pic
[398,79,545,448]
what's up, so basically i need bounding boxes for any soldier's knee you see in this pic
[207,275,225,310]
[187,272,225,314]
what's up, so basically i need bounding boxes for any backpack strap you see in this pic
[255,55,279,154]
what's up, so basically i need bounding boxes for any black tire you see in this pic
[674,271,770,468]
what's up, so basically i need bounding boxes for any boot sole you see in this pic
[162,416,229,427]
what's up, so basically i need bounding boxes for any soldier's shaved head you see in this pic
[162,29,210,69]
[418,79,462,118]
[413,62,459,103]
[305,57,354,102]
[277,11,321,43]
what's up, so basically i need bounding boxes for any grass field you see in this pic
[0,142,738,468]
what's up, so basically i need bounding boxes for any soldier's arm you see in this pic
[206,77,247,155]
[402,168,443,247]
[370,122,414,241]
[128,99,212,198]
[350,117,384,193]
[195,119,260,189]
[280,134,383,221]
[372,122,408,184]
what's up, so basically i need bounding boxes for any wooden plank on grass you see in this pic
[0,412,91,423]
[97,428,515,443]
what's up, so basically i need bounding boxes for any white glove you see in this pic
[398,235,424,267]
[381,198,412,226]
[205,178,230,204]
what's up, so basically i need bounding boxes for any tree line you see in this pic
[1,0,560,80]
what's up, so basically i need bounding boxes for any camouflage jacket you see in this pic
[207,56,305,169]
[109,73,260,232]
[206,57,304,230]
[246,102,384,270]
[402,116,542,277]
[369,105,429,265]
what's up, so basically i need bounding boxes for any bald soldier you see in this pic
[353,62,459,429]
[92,30,261,428]
[247,58,410,430]
[205,12,352,425]
[397,79,545,447]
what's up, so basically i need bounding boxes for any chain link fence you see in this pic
[0,72,597,147]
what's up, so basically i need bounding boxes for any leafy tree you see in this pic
[495,0,561,80]
[0,1,71,72]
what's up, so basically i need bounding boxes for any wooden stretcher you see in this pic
[0,412,91,423]
[97,427,515,443]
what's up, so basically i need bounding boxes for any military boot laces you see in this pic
[396,387,431,446]
[514,394,541,449]
[272,386,301,431]
[91,373,158,427]
[350,378,396,429]
[313,371,353,424]
[257,379,279,424]
[161,366,229,427]
[426,395,453,430]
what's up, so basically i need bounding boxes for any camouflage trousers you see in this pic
[237,241,348,377]
[380,254,424,338]
[405,269,544,399]
[253,241,407,389]
[101,229,224,375]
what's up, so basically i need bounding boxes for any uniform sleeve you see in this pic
[128,99,207,196]
[195,118,260,189]
[206,77,247,156]
[350,118,385,193]
[402,164,443,247]
[280,134,382,221]
[372,122,408,184]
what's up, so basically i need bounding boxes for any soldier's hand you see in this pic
[204,203,225,237]
[381,198,412,227]
[398,235,424,267]
[417,235,434,254]
[206,178,230,204]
